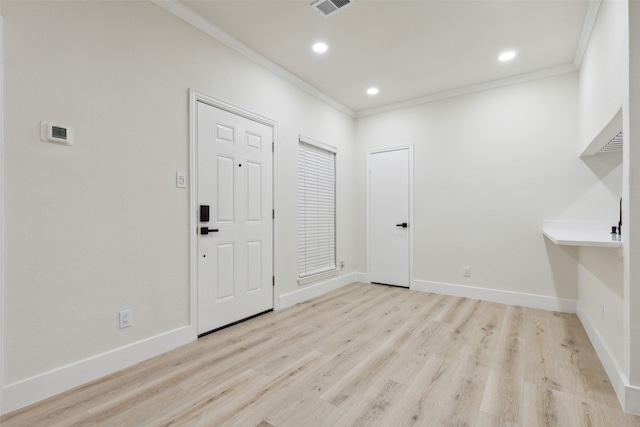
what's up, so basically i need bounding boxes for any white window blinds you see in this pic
[298,137,337,279]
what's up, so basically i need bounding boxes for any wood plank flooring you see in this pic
[2,282,639,426]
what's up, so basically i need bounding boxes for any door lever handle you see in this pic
[396,223,408,228]
[200,227,219,235]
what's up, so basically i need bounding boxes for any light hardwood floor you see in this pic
[2,282,639,426]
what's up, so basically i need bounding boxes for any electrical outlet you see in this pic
[463,266,471,277]
[119,309,132,329]
[340,260,345,269]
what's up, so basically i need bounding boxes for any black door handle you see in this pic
[396,223,408,228]
[200,227,219,235]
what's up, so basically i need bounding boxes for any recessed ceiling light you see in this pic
[367,87,379,95]
[498,51,516,62]
[312,42,328,53]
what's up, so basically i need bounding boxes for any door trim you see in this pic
[366,145,414,287]
[0,16,5,415]
[189,90,279,339]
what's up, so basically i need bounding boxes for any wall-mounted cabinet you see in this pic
[580,108,622,157]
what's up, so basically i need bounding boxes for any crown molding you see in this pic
[573,0,602,68]
[151,0,356,118]
[153,0,597,119]
[356,64,578,118]
[358,0,598,118]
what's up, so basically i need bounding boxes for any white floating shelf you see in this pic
[543,221,622,249]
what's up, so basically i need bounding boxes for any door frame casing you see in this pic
[0,15,5,415]
[365,145,414,287]
[189,90,279,339]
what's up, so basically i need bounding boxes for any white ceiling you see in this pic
[174,0,595,116]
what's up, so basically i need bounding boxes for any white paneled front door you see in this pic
[197,101,273,335]
[368,147,412,287]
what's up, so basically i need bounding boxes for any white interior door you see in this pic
[369,147,411,287]
[197,101,273,335]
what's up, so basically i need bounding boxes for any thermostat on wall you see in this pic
[40,122,74,145]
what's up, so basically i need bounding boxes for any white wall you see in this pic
[578,0,628,153]
[1,0,356,412]
[356,72,619,306]
[577,245,625,364]
[627,0,640,392]
[577,0,640,413]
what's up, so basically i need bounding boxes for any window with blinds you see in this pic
[298,137,337,282]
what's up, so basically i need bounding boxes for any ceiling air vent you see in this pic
[311,0,354,17]
[600,130,623,153]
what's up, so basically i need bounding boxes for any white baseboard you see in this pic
[278,272,357,310]
[577,303,640,415]
[625,384,640,415]
[10,281,639,417]
[2,326,194,415]
[411,280,577,313]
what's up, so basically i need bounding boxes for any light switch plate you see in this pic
[176,171,187,188]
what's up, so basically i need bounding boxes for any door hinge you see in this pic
[272,209,275,219]
[272,141,275,152]
[272,276,275,287]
